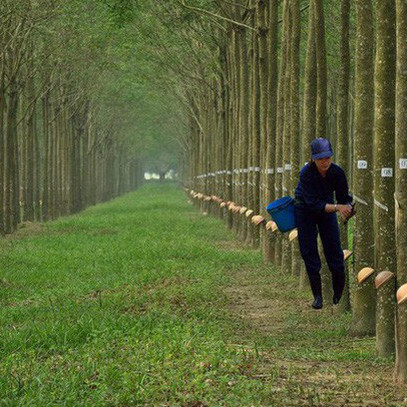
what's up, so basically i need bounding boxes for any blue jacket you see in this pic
[294,162,352,214]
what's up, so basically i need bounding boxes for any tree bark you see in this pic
[5,76,19,233]
[302,1,317,162]
[281,1,292,273]
[289,0,301,277]
[313,0,327,138]
[274,0,289,266]
[250,4,261,247]
[373,0,396,358]
[336,0,351,312]
[349,0,376,337]
[0,70,5,235]
[263,0,278,263]
[394,0,407,384]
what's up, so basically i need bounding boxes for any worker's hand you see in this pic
[337,204,353,220]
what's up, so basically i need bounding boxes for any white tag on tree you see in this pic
[399,159,407,169]
[357,160,368,169]
[381,168,393,177]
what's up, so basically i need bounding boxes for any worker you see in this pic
[294,137,354,309]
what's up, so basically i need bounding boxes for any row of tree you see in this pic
[162,0,407,385]
[5,0,407,388]
[0,0,184,234]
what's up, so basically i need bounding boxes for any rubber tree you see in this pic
[299,1,317,288]
[281,1,292,273]
[225,28,235,228]
[257,0,269,257]
[274,0,289,267]
[289,0,301,277]
[263,0,278,263]
[349,0,376,336]
[302,1,317,160]
[238,13,250,240]
[229,25,239,234]
[313,0,332,305]
[394,0,407,384]
[2,2,30,233]
[335,0,351,312]
[22,41,38,222]
[0,16,5,236]
[313,0,327,139]
[250,1,261,248]
[373,0,396,358]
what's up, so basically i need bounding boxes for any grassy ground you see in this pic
[0,183,403,406]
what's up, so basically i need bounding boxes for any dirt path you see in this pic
[225,267,406,407]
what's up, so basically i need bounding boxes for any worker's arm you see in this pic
[325,203,353,219]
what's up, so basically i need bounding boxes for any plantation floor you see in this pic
[225,270,405,407]
[0,183,405,406]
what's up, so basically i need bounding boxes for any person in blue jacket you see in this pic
[294,137,353,309]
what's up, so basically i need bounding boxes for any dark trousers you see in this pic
[294,205,345,300]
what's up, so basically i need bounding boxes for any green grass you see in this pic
[0,183,401,406]
[0,183,268,406]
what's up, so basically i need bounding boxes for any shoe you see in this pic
[312,295,323,309]
[333,296,341,305]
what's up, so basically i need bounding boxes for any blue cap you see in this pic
[311,138,333,160]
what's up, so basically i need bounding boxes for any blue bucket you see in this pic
[266,196,296,232]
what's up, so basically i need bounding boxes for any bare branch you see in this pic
[179,1,257,32]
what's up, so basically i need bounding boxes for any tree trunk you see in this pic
[258,0,269,256]
[274,0,289,266]
[349,0,376,337]
[313,0,330,305]
[299,1,317,287]
[250,6,261,248]
[313,0,327,138]
[289,0,301,277]
[336,0,351,312]
[24,67,36,222]
[5,77,19,233]
[394,0,407,384]
[238,20,250,241]
[264,0,278,263]
[42,92,50,222]
[373,0,396,358]
[281,1,292,273]
[302,1,317,162]
[376,273,396,357]
[0,70,5,235]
